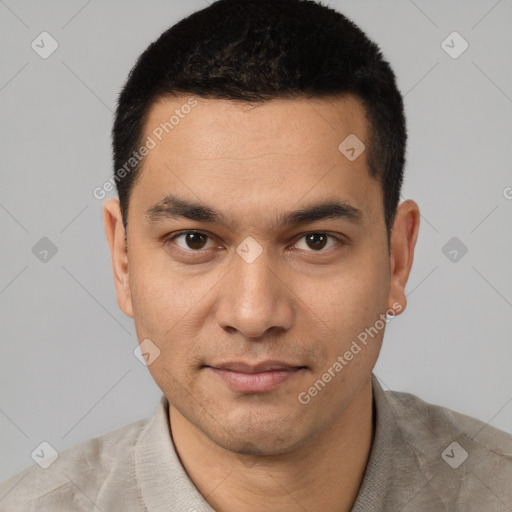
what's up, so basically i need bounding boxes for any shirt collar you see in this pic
[350,374,398,511]
[135,394,216,511]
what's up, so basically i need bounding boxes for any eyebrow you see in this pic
[145,193,364,229]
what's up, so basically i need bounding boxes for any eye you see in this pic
[164,230,345,255]
[292,232,342,252]
[166,231,216,251]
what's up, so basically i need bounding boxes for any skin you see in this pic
[104,94,420,512]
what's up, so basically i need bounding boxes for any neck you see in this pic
[169,378,374,512]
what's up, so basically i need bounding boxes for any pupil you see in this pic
[187,232,206,250]
[307,233,327,250]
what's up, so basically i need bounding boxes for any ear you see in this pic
[103,198,134,318]
[387,200,420,315]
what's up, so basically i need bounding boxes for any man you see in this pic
[1,0,511,510]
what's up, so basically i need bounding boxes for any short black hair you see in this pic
[112,0,406,238]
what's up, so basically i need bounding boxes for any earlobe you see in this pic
[387,200,420,314]
[103,198,134,318]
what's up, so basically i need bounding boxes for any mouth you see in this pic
[205,361,307,393]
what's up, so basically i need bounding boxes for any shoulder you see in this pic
[383,387,512,507]
[385,388,512,455]
[0,415,151,511]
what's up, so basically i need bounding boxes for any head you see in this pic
[105,0,419,456]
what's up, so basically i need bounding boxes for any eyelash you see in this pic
[162,230,346,256]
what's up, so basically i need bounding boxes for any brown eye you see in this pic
[305,233,328,250]
[293,232,340,252]
[171,231,214,251]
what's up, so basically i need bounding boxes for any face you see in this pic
[105,94,418,455]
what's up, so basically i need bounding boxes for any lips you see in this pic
[206,360,306,393]
[212,360,304,373]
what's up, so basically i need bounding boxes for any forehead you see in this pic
[133,94,382,227]
[143,94,369,159]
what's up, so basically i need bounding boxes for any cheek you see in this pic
[318,252,389,337]
[129,262,204,396]
[297,262,388,413]
[128,249,204,334]
[128,253,220,386]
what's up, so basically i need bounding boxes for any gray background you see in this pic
[1,0,511,481]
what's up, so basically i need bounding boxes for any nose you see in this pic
[215,246,294,339]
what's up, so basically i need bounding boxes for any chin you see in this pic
[203,415,311,458]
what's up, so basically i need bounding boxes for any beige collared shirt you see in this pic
[1,375,511,511]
